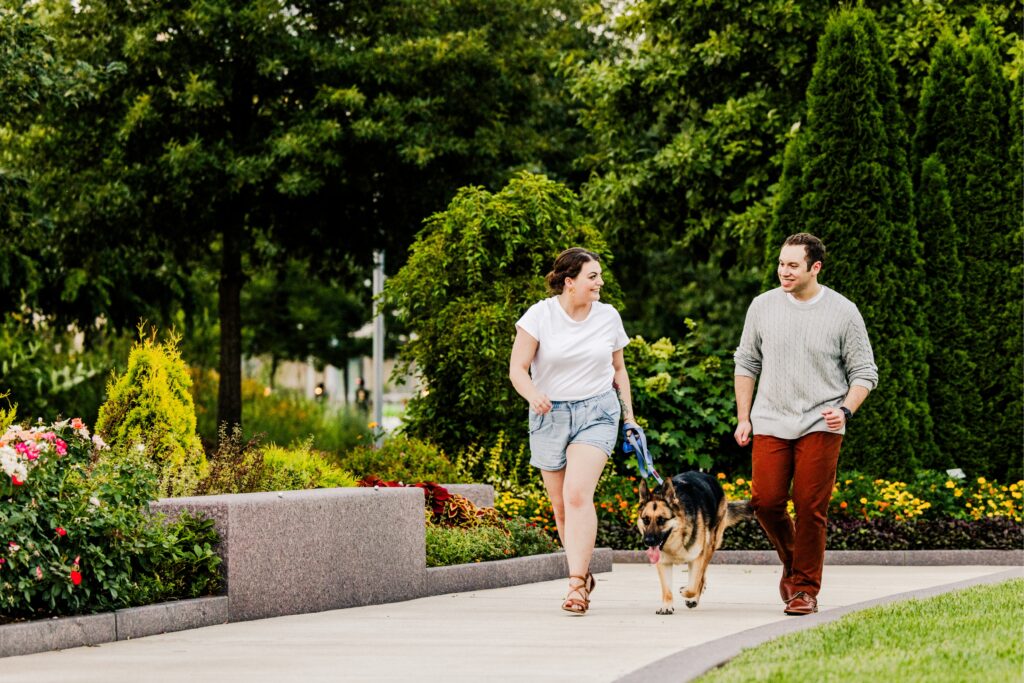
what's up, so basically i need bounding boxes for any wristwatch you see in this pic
[839,406,852,423]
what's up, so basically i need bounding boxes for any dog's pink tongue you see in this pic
[646,546,660,564]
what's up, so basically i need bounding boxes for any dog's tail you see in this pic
[725,499,754,527]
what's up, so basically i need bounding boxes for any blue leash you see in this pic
[622,424,663,485]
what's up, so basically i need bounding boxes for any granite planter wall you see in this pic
[150,486,427,622]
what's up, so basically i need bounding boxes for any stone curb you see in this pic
[426,548,613,595]
[0,546,607,659]
[616,567,1024,683]
[0,597,228,659]
[612,549,1024,566]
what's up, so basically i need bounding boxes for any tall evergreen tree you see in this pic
[912,34,984,466]
[997,66,1023,479]
[916,155,972,469]
[766,8,934,477]
[912,34,967,184]
[949,16,1017,477]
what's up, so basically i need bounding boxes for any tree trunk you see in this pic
[217,219,244,437]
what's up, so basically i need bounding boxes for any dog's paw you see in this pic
[655,605,675,615]
[685,599,699,609]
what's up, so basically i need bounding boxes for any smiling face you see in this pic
[777,244,821,298]
[565,259,604,303]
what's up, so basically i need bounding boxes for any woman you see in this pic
[509,247,637,615]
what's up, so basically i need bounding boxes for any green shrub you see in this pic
[505,517,560,557]
[198,427,357,494]
[260,441,357,490]
[425,524,515,567]
[0,419,221,620]
[453,431,535,493]
[95,329,207,497]
[385,172,618,459]
[191,370,370,456]
[339,434,465,484]
[623,326,736,472]
[0,314,131,427]
[195,425,266,495]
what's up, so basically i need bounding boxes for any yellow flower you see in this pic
[736,478,746,486]
[368,421,379,429]
[978,477,986,484]
[954,489,962,497]
[945,480,955,489]
[717,472,726,479]
[860,497,868,505]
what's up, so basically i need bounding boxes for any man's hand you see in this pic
[529,392,552,415]
[822,407,846,431]
[734,419,752,447]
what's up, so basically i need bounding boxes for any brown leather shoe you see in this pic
[784,591,818,615]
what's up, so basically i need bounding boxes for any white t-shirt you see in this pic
[515,297,630,401]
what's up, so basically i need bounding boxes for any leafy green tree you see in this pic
[766,7,934,477]
[916,155,973,469]
[385,172,615,457]
[567,0,1020,346]
[28,0,597,435]
[242,259,370,385]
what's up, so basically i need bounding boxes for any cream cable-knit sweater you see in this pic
[734,286,878,439]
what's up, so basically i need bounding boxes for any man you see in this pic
[733,233,877,616]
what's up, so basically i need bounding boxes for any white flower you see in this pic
[135,443,145,453]
[89,496,101,507]
[91,435,109,451]
[0,446,26,482]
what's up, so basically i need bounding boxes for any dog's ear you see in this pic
[661,480,679,508]
[638,479,651,504]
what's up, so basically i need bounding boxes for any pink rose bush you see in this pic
[1,418,220,622]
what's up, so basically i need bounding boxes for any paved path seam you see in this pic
[616,567,1024,682]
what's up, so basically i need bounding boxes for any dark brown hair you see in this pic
[545,247,600,294]
[783,233,826,270]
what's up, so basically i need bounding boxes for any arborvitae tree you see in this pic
[951,16,1017,478]
[916,155,974,470]
[997,69,1023,480]
[912,35,967,183]
[765,8,934,477]
[913,35,984,468]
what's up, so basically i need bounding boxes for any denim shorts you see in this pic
[528,389,621,471]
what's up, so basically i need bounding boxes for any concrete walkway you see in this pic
[3,563,1016,682]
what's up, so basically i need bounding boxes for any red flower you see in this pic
[70,570,82,586]
[11,475,23,486]
[56,527,67,537]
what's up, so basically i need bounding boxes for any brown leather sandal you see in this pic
[562,575,590,615]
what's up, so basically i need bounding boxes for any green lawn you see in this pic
[699,579,1024,683]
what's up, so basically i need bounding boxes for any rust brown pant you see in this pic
[751,432,843,598]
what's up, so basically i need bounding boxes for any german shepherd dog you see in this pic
[637,472,753,614]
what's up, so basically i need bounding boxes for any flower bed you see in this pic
[360,477,559,566]
[0,418,221,622]
[593,471,1023,551]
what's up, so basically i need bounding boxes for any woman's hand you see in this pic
[530,392,552,415]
